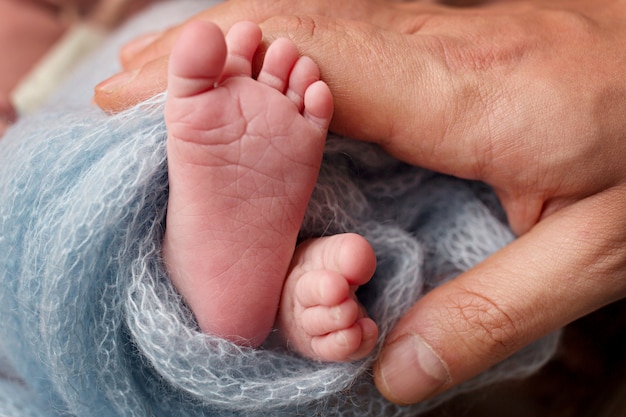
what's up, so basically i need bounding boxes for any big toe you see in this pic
[168,20,227,99]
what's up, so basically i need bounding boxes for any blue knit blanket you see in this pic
[0,1,559,416]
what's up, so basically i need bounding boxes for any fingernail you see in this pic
[379,334,451,404]
[95,70,138,94]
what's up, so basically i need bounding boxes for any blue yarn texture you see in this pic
[0,1,559,416]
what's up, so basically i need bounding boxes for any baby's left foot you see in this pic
[276,234,379,362]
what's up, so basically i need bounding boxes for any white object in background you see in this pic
[11,23,106,114]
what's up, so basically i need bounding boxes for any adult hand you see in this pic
[93,0,409,111]
[94,0,626,405]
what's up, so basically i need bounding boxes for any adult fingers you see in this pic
[373,183,626,404]
[118,31,164,71]
[117,1,243,72]
[117,0,432,71]
[94,54,168,113]
[95,0,448,113]
[95,1,270,110]
[264,8,626,238]
[258,15,483,180]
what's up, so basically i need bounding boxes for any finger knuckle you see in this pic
[444,288,521,360]
[263,15,319,38]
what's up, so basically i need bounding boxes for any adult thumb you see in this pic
[373,185,626,404]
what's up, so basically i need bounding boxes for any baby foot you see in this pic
[276,234,379,362]
[163,21,333,347]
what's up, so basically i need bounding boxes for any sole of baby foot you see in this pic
[163,20,333,347]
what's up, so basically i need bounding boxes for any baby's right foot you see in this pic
[163,21,333,347]
[276,234,379,362]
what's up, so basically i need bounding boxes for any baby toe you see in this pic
[310,323,365,362]
[346,318,379,361]
[256,37,299,93]
[300,298,360,336]
[221,21,262,80]
[295,270,350,308]
[286,56,320,112]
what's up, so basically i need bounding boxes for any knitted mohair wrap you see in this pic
[0,1,559,416]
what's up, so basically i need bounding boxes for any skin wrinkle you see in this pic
[399,34,471,176]
[344,26,420,147]
[446,287,522,358]
[196,227,288,289]
[567,194,626,280]
[541,186,626,304]
[238,139,316,219]
[414,17,535,184]
[389,5,440,35]
[469,84,501,183]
